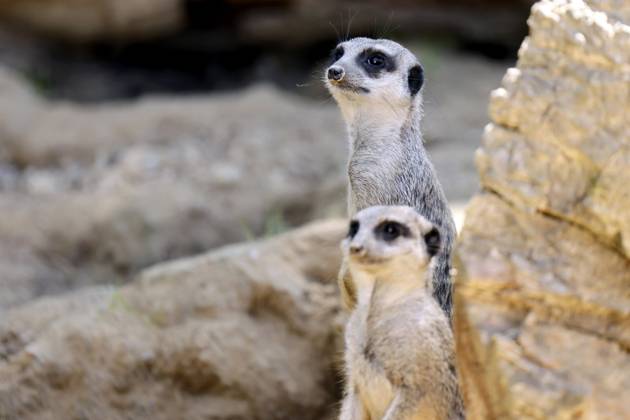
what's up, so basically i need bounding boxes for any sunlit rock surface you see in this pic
[454,1,630,418]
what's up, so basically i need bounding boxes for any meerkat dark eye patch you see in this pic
[424,227,441,257]
[407,64,424,95]
[375,220,410,242]
[357,49,396,78]
[348,220,360,238]
[331,46,344,64]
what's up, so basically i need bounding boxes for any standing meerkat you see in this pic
[339,205,464,420]
[325,38,456,318]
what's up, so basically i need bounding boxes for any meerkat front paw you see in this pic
[338,258,358,311]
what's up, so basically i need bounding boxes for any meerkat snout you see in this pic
[348,243,364,255]
[327,66,344,81]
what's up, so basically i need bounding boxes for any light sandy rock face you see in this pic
[479,0,630,257]
[0,68,346,311]
[0,219,347,420]
[455,1,630,419]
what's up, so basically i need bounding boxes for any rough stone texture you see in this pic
[0,67,346,311]
[480,0,630,258]
[454,1,630,419]
[0,0,183,42]
[0,219,347,420]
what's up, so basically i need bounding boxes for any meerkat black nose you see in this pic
[349,244,364,254]
[327,66,344,81]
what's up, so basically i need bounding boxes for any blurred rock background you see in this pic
[1,1,627,419]
[0,0,528,311]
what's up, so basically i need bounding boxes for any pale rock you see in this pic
[0,219,347,420]
[0,69,346,311]
[455,1,630,418]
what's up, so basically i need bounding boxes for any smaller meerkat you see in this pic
[339,206,464,420]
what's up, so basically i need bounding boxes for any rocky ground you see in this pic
[0,72,346,311]
[0,220,347,420]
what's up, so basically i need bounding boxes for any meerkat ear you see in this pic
[424,227,441,257]
[407,64,424,96]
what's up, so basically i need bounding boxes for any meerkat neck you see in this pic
[350,268,376,308]
[345,103,421,151]
[373,266,431,307]
[350,263,433,309]
[344,103,426,214]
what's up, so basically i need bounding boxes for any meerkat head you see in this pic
[342,205,440,278]
[325,38,424,120]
